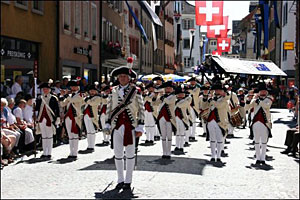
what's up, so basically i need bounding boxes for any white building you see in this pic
[281,0,296,84]
[180,1,201,74]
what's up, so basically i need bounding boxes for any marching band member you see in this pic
[206,83,230,162]
[83,84,102,152]
[59,80,85,159]
[245,83,273,165]
[174,86,192,152]
[36,83,60,158]
[199,85,211,137]
[104,66,145,190]
[187,77,201,141]
[237,88,246,129]
[152,76,164,141]
[226,83,239,138]
[144,82,156,144]
[99,85,111,145]
[153,81,176,159]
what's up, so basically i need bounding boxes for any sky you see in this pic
[186,1,251,35]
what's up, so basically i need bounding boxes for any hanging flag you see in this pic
[262,1,269,49]
[207,16,229,38]
[212,50,222,56]
[125,1,148,44]
[254,13,262,58]
[189,28,196,59]
[195,1,224,25]
[217,38,231,52]
[273,1,280,28]
[138,1,162,26]
[176,24,181,54]
[202,36,208,61]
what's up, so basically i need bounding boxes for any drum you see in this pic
[230,110,243,127]
[200,109,210,123]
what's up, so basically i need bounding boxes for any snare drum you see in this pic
[230,110,243,127]
[200,109,210,123]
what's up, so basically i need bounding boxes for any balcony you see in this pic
[101,40,124,60]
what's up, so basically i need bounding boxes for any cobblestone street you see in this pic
[1,109,299,199]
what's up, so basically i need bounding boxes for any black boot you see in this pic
[280,147,291,154]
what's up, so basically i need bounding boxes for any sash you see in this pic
[110,86,137,123]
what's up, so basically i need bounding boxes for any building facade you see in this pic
[181,1,200,75]
[59,1,99,84]
[1,1,57,88]
[281,0,296,86]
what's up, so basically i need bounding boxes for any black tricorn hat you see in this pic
[152,76,164,82]
[67,80,79,87]
[162,81,174,88]
[110,66,137,78]
[39,82,51,89]
[200,85,210,90]
[187,77,197,82]
[88,84,98,91]
[102,85,110,91]
[175,86,186,95]
[257,83,268,91]
[145,82,154,89]
[211,83,226,91]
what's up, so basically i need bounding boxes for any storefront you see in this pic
[1,36,38,93]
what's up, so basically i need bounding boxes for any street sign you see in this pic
[283,42,294,50]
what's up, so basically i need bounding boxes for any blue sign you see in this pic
[255,63,270,71]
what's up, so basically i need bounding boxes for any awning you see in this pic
[210,56,287,76]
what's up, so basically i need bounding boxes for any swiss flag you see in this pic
[212,50,222,56]
[217,38,231,52]
[195,1,224,26]
[207,16,229,38]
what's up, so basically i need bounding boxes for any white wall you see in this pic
[281,0,296,72]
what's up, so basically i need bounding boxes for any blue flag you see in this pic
[125,1,148,44]
[263,1,269,49]
[202,37,208,62]
[273,1,280,28]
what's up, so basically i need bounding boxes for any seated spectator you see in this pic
[23,94,34,127]
[52,80,61,95]
[281,125,299,158]
[1,98,21,154]
[1,129,17,165]
[14,91,25,106]
[10,75,23,99]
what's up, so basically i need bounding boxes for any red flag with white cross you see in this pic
[207,16,229,38]
[217,38,231,52]
[195,1,224,25]
[212,50,222,56]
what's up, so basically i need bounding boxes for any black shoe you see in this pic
[184,142,189,147]
[179,148,184,152]
[202,133,207,137]
[280,149,291,154]
[210,158,215,162]
[145,140,149,144]
[216,158,221,162]
[260,161,266,165]
[150,140,154,144]
[165,156,171,159]
[174,147,180,151]
[87,148,94,151]
[255,160,261,165]
[47,155,52,159]
[115,182,124,190]
[162,155,167,159]
[123,183,131,190]
[40,155,47,158]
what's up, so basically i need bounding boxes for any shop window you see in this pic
[75,1,81,35]
[32,0,43,15]
[83,1,89,38]
[91,2,97,41]
[183,38,190,49]
[63,1,71,31]
[129,6,133,27]
[15,0,28,10]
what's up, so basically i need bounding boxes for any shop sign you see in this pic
[283,42,294,50]
[1,48,33,59]
[73,47,90,56]
[1,65,4,82]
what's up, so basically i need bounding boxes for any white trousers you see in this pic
[100,113,110,142]
[65,117,79,156]
[145,111,156,141]
[207,120,224,159]
[39,118,53,156]
[190,108,197,137]
[228,123,234,135]
[252,121,269,161]
[185,128,190,143]
[84,115,96,149]
[113,125,135,184]
[175,117,185,149]
[159,117,172,156]
[202,119,207,134]
[24,127,35,145]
